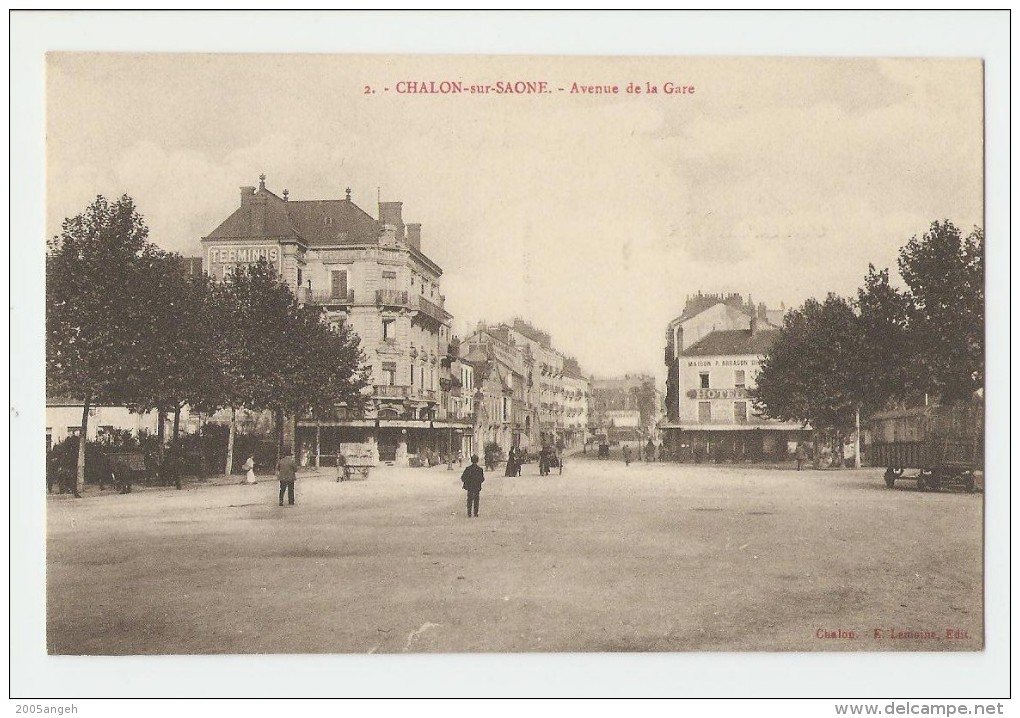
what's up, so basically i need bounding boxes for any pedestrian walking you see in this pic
[277,449,298,506]
[461,454,485,518]
[623,445,632,466]
[242,455,257,484]
[795,442,807,471]
[504,446,518,477]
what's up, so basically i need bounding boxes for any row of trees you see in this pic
[751,220,984,464]
[46,195,370,493]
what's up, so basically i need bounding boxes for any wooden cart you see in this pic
[335,443,376,481]
[868,403,983,492]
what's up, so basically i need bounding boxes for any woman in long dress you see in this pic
[504,447,517,477]
[242,456,257,484]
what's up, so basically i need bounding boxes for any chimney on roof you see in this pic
[251,184,268,235]
[258,173,266,190]
[378,201,404,240]
[345,187,352,202]
[240,186,256,206]
[282,189,289,201]
[406,223,422,251]
[750,315,760,336]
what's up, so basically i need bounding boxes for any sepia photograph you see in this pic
[11,10,1009,702]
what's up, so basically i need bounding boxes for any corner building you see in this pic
[202,176,470,465]
[662,293,808,461]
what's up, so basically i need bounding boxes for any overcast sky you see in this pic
[47,53,983,383]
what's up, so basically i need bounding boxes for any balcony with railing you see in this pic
[376,289,409,307]
[374,385,411,399]
[372,385,440,403]
[303,289,356,305]
[413,294,451,324]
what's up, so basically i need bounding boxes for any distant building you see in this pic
[662,293,808,461]
[463,319,591,451]
[590,375,662,444]
[202,175,471,466]
[46,396,193,451]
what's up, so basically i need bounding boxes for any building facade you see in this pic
[202,176,471,466]
[463,320,591,452]
[662,293,808,461]
[590,375,662,444]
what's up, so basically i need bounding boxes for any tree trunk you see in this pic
[292,411,300,467]
[197,413,207,477]
[854,406,862,469]
[75,398,89,497]
[225,406,236,476]
[812,428,821,468]
[275,408,284,464]
[172,404,182,490]
[157,407,167,485]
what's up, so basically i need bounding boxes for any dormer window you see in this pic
[324,216,334,226]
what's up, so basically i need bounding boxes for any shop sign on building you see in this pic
[208,245,280,267]
[686,387,749,400]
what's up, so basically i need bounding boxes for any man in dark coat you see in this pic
[461,454,485,518]
[277,449,298,506]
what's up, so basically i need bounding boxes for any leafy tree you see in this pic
[856,265,918,406]
[46,195,160,494]
[225,260,370,461]
[127,254,221,488]
[751,294,869,463]
[898,221,983,402]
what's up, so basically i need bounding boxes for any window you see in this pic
[382,318,395,341]
[410,364,414,385]
[734,370,746,389]
[698,402,711,423]
[382,270,396,279]
[296,268,303,288]
[700,372,710,389]
[331,270,348,299]
[382,362,396,386]
[324,216,334,226]
[734,401,747,423]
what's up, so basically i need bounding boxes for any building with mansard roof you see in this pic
[662,293,808,462]
[201,175,470,466]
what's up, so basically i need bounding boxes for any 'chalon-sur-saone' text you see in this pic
[383,81,695,96]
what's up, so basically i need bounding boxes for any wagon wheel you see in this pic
[884,467,897,488]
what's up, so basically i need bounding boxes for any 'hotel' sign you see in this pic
[687,388,748,400]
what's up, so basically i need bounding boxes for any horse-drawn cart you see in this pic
[868,403,983,492]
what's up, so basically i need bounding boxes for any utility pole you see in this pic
[854,405,861,469]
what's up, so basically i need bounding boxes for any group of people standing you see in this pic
[503,445,562,477]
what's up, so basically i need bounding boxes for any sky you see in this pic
[46,52,984,386]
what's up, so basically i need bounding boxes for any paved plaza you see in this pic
[46,456,983,655]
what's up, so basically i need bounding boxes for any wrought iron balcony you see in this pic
[412,294,451,324]
[374,385,411,399]
[307,289,355,305]
[376,289,409,307]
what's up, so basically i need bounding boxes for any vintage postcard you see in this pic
[15,12,1008,701]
